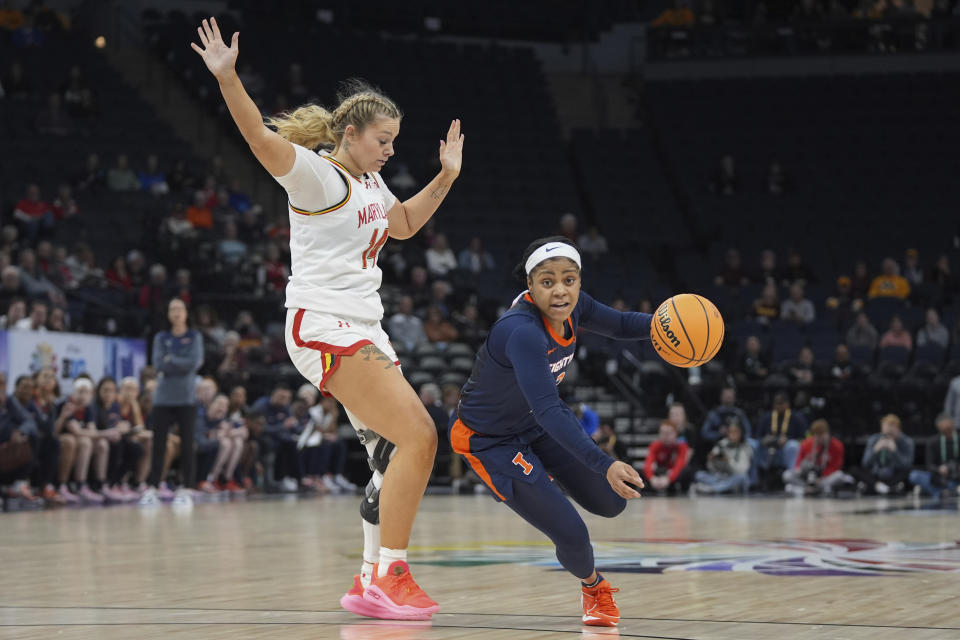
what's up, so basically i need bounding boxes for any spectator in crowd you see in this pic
[51,183,78,221]
[168,159,197,194]
[30,368,75,503]
[714,248,749,288]
[138,154,169,195]
[92,377,142,502]
[767,160,788,195]
[825,275,862,329]
[782,250,814,285]
[408,265,431,309]
[387,296,427,352]
[217,331,250,389]
[594,423,627,461]
[829,344,856,382]
[211,187,238,223]
[945,372,960,428]
[458,236,496,274]
[667,402,699,455]
[106,154,141,192]
[693,420,752,495]
[916,308,949,349]
[73,153,105,193]
[196,394,245,493]
[46,306,66,332]
[36,93,74,136]
[20,248,64,303]
[28,367,72,503]
[783,419,850,496]
[140,298,203,506]
[755,392,806,488]
[846,312,879,350]
[126,249,147,289]
[701,386,753,445]
[558,213,578,242]
[754,249,781,285]
[429,280,451,317]
[425,233,457,277]
[1,298,26,330]
[780,282,816,325]
[118,377,152,493]
[710,155,739,196]
[851,414,914,495]
[573,402,600,438]
[902,248,924,287]
[752,283,780,324]
[261,242,289,295]
[423,305,458,344]
[578,227,609,259]
[53,377,105,503]
[643,421,692,494]
[13,184,53,243]
[1,264,27,305]
[0,373,40,502]
[186,191,214,230]
[868,258,910,299]
[737,335,769,382]
[786,346,817,386]
[927,255,955,304]
[880,315,913,352]
[105,256,132,291]
[138,264,168,331]
[14,300,47,331]
[909,414,959,500]
[195,305,226,351]
[452,303,487,348]
[251,384,300,492]
[218,221,247,266]
[60,66,89,111]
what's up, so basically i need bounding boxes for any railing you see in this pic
[648,16,960,61]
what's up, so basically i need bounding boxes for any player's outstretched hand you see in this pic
[190,17,239,81]
[439,119,464,178]
[606,461,643,500]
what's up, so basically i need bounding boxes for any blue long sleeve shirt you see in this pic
[456,291,652,476]
[152,329,204,407]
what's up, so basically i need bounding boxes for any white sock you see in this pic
[360,561,375,588]
[377,547,407,577]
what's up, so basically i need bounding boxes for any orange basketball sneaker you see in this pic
[362,561,440,620]
[581,578,621,626]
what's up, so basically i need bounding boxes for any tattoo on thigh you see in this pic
[358,344,394,369]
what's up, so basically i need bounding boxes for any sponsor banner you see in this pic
[2,330,147,397]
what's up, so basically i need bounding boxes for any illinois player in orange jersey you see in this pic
[192,17,464,620]
[450,236,649,627]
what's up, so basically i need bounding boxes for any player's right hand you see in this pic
[606,461,643,500]
[191,17,239,81]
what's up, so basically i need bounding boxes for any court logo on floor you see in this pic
[412,539,960,577]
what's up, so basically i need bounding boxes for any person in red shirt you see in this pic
[643,422,691,495]
[782,419,852,496]
[12,184,54,243]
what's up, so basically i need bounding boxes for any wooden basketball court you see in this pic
[2,493,957,639]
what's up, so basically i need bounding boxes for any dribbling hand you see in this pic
[190,17,239,81]
[606,460,643,500]
[438,119,464,178]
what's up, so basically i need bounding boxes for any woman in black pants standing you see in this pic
[140,298,203,506]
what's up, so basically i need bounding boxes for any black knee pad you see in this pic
[359,477,380,525]
[366,436,395,475]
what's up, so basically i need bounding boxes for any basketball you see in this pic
[650,294,724,368]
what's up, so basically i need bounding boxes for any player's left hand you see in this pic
[606,461,643,500]
[438,119,464,178]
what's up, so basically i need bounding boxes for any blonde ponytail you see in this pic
[266,104,338,150]
[267,80,402,152]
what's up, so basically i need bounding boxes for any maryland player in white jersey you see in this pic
[192,17,463,620]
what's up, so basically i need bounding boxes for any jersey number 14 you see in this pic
[362,228,389,269]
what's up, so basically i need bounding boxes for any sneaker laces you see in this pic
[592,584,620,613]
[393,568,420,596]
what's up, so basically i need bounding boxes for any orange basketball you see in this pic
[650,293,724,368]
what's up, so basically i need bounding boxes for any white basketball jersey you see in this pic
[274,143,396,322]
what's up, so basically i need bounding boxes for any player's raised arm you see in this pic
[387,119,464,240]
[191,17,295,177]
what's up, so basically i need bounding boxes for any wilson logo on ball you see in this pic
[657,304,681,347]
